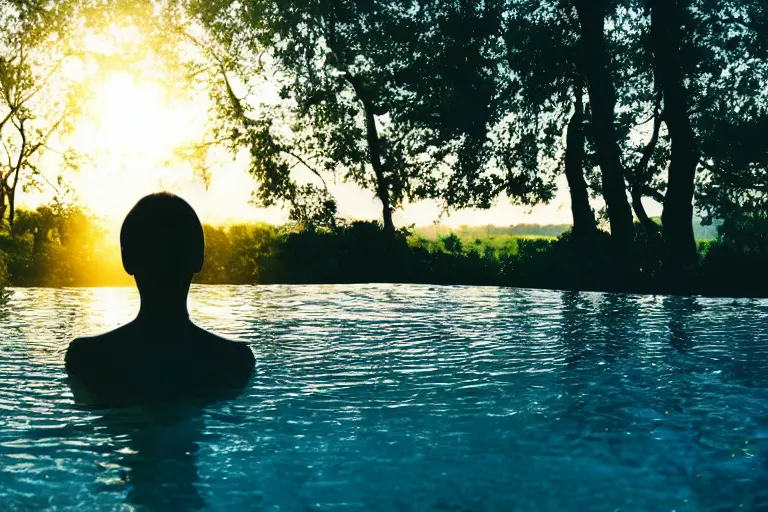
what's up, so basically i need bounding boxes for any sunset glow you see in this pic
[19,25,589,230]
[90,72,188,155]
[68,72,205,218]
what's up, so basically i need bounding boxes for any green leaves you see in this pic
[1,0,759,237]
[187,0,572,229]
[0,0,95,228]
[680,0,768,221]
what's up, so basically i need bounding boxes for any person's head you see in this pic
[120,192,204,288]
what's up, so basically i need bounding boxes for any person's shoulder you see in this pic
[192,329,255,391]
[65,325,132,375]
[219,336,256,369]
[195,328,255,368]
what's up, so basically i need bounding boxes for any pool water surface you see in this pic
[0,285,766,511]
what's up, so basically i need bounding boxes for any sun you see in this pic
[16,24,285,228]
[92,72,170,151]
[86,71,203,159]
[63,70,211,222]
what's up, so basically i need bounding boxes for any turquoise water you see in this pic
[0,285,767,511]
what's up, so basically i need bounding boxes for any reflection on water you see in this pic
[663,296,701,354]
[96,406,207,511]
[0,284,767,511]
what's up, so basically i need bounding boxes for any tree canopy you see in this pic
[2,0,768,280]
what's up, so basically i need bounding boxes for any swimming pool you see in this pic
[0,284,766,511]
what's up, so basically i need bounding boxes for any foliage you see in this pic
[0,204,128,286]
[195,223,281,284]
[391,0,570,211]
[0,205,761,298]
[183,0,460,232]
[690,0,768,222]
[0,0,94,228]
[2,0,768,293]
[696,215,768,296]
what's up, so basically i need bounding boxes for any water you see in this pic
[0,285,767,511]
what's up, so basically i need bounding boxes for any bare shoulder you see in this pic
[64,337,89,375]
[64,325,132,375]
[193,329,255,390]
[194,327,255,368]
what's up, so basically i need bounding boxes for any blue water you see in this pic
[0,285,767,511]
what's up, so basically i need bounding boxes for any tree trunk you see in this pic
[0,189,6,230]
[338,66,395,234]
[648,0,698,269]
[9,120,25,233]
[573,0,635,252]
[348,75,395,235]
[630,94,662,237]
[380,191,395,235]
[564,81,597,242]
[363,107,395,234]
[8,165,21,231]
[8,183,17,230]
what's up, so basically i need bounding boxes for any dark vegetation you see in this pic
[1,0,768,297]
[2,205,766,298]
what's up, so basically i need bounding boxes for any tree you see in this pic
[646,0,698,268]
[500,2,597,241]
[184,0,459,234]
[0,1,88,229]
[393,1,585,234]
[572,0,635,251]
[619,0,768,261]
[692,0,768,223]
[181,0,768,259]
[403,0,662,248]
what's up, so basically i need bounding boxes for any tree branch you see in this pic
[281,149,328,190]
[173,26,252,122]
[0,108,15,134]
[30,169,61,195]
[634,90,663,184]
[718,15,759,32]
[642,185,665,203]
[11,118,26,193]
[0,139,13,170]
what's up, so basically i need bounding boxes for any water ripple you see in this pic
[0,284,766,511]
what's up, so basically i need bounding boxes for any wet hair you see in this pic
[120,192,204,279]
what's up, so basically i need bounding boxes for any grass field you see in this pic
[411,225,559,257]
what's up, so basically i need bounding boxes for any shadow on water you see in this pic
[95,404,208,511]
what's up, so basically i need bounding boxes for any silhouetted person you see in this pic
[65,192,255,407]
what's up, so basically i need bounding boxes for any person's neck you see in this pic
[134,279,193,330]
[135,303,191,328]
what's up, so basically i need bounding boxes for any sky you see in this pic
[18,66,662,231]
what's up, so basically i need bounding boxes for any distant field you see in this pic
[414,221,720,242]
[408,228,558,257]
[411,226,564,257]
[502,234,557,240]
[414,224,569,241]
